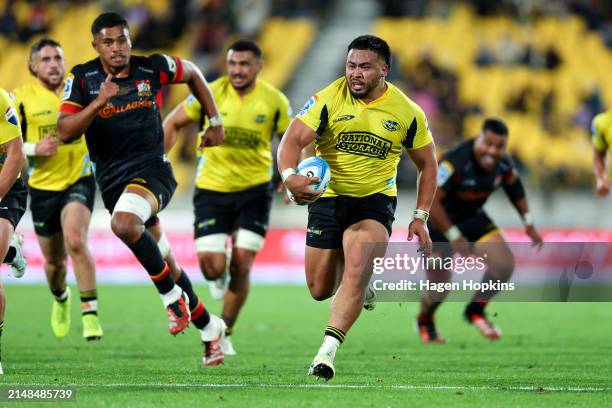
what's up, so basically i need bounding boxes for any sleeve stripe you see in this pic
[315,105,329,137]
[59,102,83,113]
[62,101,83,108]
[18,102,27,141]
[173,57,184,83]
[402,117,417,149]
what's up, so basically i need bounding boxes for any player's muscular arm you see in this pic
[406,143,437,255]
[176,59,224,147]
[503,174,543,248]
[163,104,194,153]
[277,119,321,204]
[593,148,609,197]
[58,74,118,143]
[408,143,438,213]
[0,137,25,198]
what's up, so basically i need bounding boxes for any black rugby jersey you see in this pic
[60,54,182,192]
[436,139,524,221]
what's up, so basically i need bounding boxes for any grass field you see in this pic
[1,284,611,407]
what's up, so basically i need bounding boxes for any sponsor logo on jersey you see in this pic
[381,119,400,132]
[298,95,318,117]
[138,66,154,74]
[335,131,392,159]
[4,106,19,127]
[254,114,267,123]
[61,74,74,101]
[38,124,58,139]
[224,127,262,149]
[333,114,355,123]
[85,70,99,77]
[98,100,153,119]
[437,160,454,186]
[136,80,152,97]
[32,110,52,117]
[197,218,217,230]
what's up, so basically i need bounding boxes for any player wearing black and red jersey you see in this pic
[57,12,226,366]
[417,118,543,343]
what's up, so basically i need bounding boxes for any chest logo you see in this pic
[254,114,267,123]
[335,131,392,160]
[136,80,152,97]
[381,119,400,132]
[333,114,354,123]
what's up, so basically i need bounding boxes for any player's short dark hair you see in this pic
[228,39,262,59]
[91,12,128,36]
[28,38,62,76]
[347,35,391,67]
[482,118,509,136]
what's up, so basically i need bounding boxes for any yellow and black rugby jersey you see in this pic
[592,111,612,153]
[183,76,292,192]
[0,88,22,172]
[14,81,91,191]
[297,77,433,197]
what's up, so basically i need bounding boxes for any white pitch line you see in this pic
[1,383,610,392]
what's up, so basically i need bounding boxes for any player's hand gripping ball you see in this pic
[287,156,331,204]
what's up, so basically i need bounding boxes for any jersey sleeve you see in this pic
[296,90,330,136]
[274,92,292,134]
[11,88,27,141]
[501,156,526,202]
[183,94,203,122]
[59,67,85,113]
[150,54,184,85]
[402,104,433,150]
[591,114,609,153]
[0,90,22,145]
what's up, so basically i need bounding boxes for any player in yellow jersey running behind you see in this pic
[14,38,102,341]
[164,40,292,355]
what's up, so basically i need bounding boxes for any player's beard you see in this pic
[348,79,378,100]
[231,76,254,92]
[40,69,64,89]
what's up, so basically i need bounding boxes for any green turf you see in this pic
[1,284,610,407]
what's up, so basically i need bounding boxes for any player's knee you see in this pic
[487,257,515,280]
[44,256,66,274]
[307,280,334,301]
[111,214,141,243]
[228,260,250,283]
[63,231,86,255]
[197,254,224,280]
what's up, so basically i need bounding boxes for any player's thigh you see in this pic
[473,230,514,273]
[305,197,344,293]
[59,175,95,234]
[235,183,273,244]
[342,219,389,287]
[61,202,92,238]
[0,218,14,261]
[305,246,344,298]
[193,188,234,271]
[127,162,177,216]
[29,187,63,237]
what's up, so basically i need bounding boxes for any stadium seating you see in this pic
[373,5,612,183]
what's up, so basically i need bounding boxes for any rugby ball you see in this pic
[287,156,331,204]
